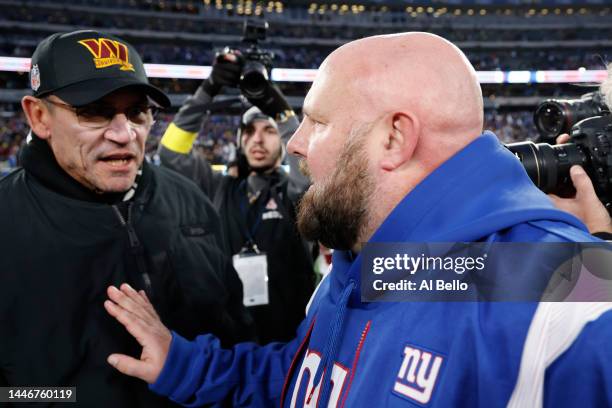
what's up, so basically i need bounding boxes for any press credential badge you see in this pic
[233,252,269,306]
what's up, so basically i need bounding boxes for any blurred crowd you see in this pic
[0,1,599,175]
[1,1,610,72]
[1,33,609,71]
[0,108,539,176]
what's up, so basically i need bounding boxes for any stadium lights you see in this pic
[0,58,606,85]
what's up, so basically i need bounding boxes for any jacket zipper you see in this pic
[112,203,153,297]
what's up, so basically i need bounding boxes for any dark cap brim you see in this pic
[51,77,171,108]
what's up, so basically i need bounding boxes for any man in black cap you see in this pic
[158,50,316,344]
[0,30,254,407]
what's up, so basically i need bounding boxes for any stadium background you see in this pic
[1,0,610,176]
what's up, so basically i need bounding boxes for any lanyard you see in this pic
[239,179,266,246]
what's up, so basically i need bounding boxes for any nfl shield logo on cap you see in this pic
[30,64,41,91]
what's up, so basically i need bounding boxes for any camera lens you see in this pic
[240,61,269,99]
[507,141,587,195]
[534,102,566,142]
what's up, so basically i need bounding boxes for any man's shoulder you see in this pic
[529,219,598,243]
[499,218,598,243]
[150,164,211,200]
[0,167,27,196]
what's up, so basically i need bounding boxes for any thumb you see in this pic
[569,166,597,199]
[108,353,155,384]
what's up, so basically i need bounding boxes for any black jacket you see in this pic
[158,88,315,344]
[159,146,316,345]
[0,138,254,407]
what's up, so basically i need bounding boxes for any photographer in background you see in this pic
[158,49,315,344]
[549,63,612,238]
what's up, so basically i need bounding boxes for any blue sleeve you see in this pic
[149,326,304,407]
[544,310,612,407]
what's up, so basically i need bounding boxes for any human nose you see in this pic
[105,114,137,144]
[251,129,264,144]
[287,120,308,158]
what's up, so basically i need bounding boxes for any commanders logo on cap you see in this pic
[30,64,41,91]
[77,38,135,72]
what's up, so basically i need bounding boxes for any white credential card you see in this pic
[232,253,269,307]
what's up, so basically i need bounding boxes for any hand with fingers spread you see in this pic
[548,134,612,234]
[104,283,172,384]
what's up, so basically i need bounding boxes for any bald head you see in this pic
[325,32,483,137]
[288,32,487,250]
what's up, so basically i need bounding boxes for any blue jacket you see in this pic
[150,132,612,407]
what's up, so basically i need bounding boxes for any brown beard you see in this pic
[296,126,374,250]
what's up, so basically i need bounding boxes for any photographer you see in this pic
[549,64,612,238]
[158,49,315,344]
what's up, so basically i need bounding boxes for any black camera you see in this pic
[507,115,612,211]
[238,19,274,100]
[533,92,609,143]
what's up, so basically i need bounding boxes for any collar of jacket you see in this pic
[20,132,152,205]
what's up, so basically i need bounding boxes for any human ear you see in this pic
[380,112,420,171]
[21,96,52,140]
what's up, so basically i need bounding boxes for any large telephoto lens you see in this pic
[534,93,607,142]
[507,141,587,195]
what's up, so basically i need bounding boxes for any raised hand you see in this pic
[104,283,172,384]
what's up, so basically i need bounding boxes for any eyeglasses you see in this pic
[43,98,160,129]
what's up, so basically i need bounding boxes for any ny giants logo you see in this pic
[393,345,444,405]
[77,38,134,71]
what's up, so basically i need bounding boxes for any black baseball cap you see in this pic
[29,30,170,108]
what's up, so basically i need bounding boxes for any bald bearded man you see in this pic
[103,33,611,407]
